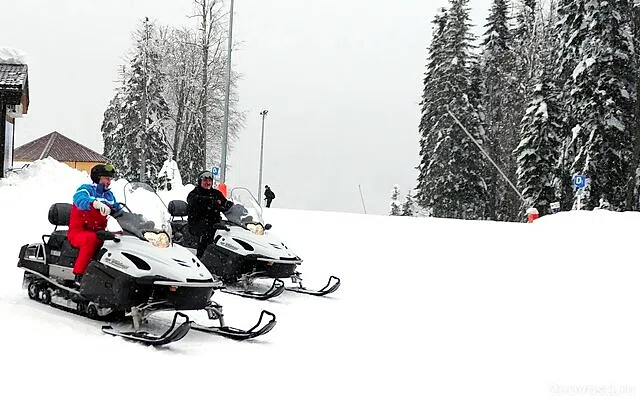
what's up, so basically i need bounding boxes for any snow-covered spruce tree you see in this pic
[401,191,415,216]
[553,0,588,208]
[416,7,449,210]
[102,67,127,166]
[389,185,401,216]
[570,0,635,210]
[514,56,563,217]
[480,0,521,221]
[103,18,171,186]
[512,0,539,90]
[417,0,488,220]
[632,4,640,209]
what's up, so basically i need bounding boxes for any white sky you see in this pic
[1,0,491,215]
[2,158,639,399]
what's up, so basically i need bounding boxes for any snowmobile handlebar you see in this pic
[212,222,230,231]
[96,230,120,242]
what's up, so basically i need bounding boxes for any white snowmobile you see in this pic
[17,182,276,345]
[168,187,340,300]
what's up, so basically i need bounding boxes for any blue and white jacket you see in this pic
[73,183,121,211]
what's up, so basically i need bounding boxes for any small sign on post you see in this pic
[572,174,587,210]
[550,201,560,214]
[211,165,220,180]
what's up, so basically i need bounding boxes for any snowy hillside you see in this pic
[1,159,638,399]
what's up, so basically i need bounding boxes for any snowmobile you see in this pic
[17,182,276,346]
[168,187,340,300]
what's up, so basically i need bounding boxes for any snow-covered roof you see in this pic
[0,47,27,64]
[14,132,106,163]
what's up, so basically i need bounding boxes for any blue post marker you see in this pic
[211,165,220,182]
[572,175,586,210]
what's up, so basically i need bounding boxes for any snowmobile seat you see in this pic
[168,200,198,248]
[45,203,79,266]
[48,203,72,230]
[168,200,189,232]
[168,200,188,218]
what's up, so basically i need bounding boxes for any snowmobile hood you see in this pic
[101,237,215,282]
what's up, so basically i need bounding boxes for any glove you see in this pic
[93,199,111,216]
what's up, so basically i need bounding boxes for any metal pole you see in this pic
[358,184,367,214]
[139,17,150,183]
[258,110,268,204]
[220,0,234,183]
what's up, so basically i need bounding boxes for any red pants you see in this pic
[67,230,102,275]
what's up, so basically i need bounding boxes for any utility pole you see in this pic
[139,17,150,182]
[220,0,234,183]
[257,109,268,203]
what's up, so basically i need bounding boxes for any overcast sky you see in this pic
[1,0,491,215]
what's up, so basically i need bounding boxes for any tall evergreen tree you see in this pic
[631,4,640,209]
[570,0,635,210]
[515,59,563,216]
[480,0,521,221]
[101,74,127,165]
[103,18,171,186]
[416,7,449,208]
[417,0,488,220]
[553,0,588,208]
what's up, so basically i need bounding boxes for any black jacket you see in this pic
[264,187,275,200]
[187,186,232,236]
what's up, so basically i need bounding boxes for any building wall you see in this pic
[71,161,100,174]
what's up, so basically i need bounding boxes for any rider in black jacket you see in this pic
[187,171,233,258]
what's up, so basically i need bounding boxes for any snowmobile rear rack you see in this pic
[102,312,192,346]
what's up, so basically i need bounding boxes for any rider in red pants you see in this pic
[68,163,121,284]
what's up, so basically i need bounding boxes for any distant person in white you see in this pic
[158,154,182,190]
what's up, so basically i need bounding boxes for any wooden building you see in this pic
[14,131,106,174]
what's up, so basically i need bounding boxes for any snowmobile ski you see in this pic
[191,305,276,340]
[102,312,192,346]
[285,275,341,296]
[220,278,285,300]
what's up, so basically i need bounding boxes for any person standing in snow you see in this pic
[264,185,275,208]
[187,171,234,258]
[158,154,182,190]
[68,164,122,285]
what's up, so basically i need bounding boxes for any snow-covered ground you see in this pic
[1,159,638,399]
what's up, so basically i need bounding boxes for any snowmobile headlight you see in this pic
[247,223,264,236]
[144,232,170,248]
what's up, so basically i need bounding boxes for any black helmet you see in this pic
[90,163,116,183]
[197,170,213,184]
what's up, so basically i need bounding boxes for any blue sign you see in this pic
[211,165,220,178]
[573,175,586,189]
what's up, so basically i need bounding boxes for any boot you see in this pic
[74,274,83,287]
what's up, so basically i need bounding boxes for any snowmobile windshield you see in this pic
[110,181,173,242]
[224,187,265,231]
